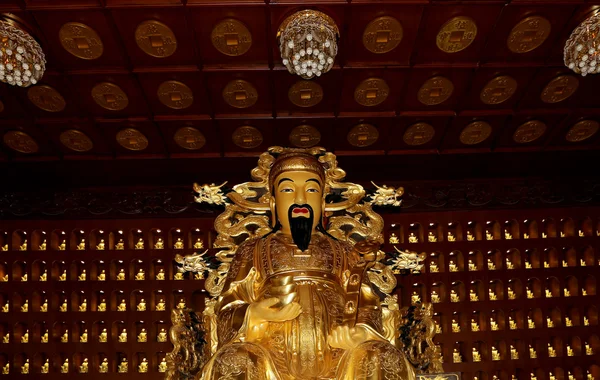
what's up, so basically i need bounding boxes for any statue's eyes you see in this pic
[280,188,294,193]
[306,188,319,193]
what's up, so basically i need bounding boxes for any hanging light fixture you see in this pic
[0,18,46,87]
[564,11,600,76]
[277,10,339,79]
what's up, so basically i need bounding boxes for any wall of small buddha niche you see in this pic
[0,206,598,379]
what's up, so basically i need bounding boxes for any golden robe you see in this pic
[201,232,414,380]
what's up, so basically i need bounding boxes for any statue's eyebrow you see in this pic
[305,178,321,186]
[278,178,293,186]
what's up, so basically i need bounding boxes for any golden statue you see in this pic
[117,269,125,281]
[388,233,399,244]
[98,299,107,312]
[138,328,148,343]
[427,231,437,242]
[21,330,28,343]
[194,272,205,280]
[567,345,574,356]
[176,299,186,310]
[80,358,89,373]
[408,232,418,243]
[138,358,149,373]
[174,272,184,280]
[566,317,573,327]
[584,316,590,326]
[98,269,106,281]
[531,374,537,380]
[525,260,532,269]
[528,317,535,329]
[469,289,479,302]
[157,328,168,342]
[61,359,69,373]
[135,269,145,281]
[78,269,86,281]
[429,261,439,273]
[524,233,530,239]
[568,373,575,380]
[21,273,27,282]
[488,289,497,301]
[487,258,495,270]
[19,239,27,251]
[586,342,594,355]
[59,270,67,281]
[155,237,165,249]
[2,363,8,375]
[510,345,518,360]
[546,317,554,328]
[20,359,29,374]
[59,239,66,250]
[450,289,460,302]
[491,346,500,360]
[1,244,6,251]
[562,260,568,267]
[586,372,593,380]
[526,287,534,299]
[544,261,550,268]
[472,347,481,362]
[79,299,87,312]
[41,359,49,374]
[490,318,498,331]
[430,291,440,303]
[447,232,455,242]
[581,258,586,267]
[99,328,108,343]
[174,237,185,249]
[20,299,28,312]
[168,148,443,380]
[470,318,479,332]
[468,259,477,271]
[485,230,493,240]
[39,270,47,281]
[97,239,106,250]
[467,231,474,241]
[548,343,556,357]
[118,299,127,312]
[118,329,128,343]
[156,299,166,311]
[41,330,48,343]
[137,299,147,311]
[39,239,47,250]
[1,274,6,282]
[448,260,458,272]
[560,231,566,238]
[504,230,512,240]
[2,333,8,343]
[451,319,460,333]
[1,302,8,313]
[411,291,421,305]
[118,358,128,373]
[60,299,68,312]
[61,330,69,343]
[116,238,125,250]
[99,358,109,373]
[135,238,144,250]
[506,257,514,269]
[564,288,571,297]
[159,358,168,373]
[156,268,166,280]
[452,348,461,363]
[80,329,88,343]
[77,238,85,250]
[529,345,537,358]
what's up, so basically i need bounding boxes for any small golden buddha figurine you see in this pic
[447,232,456,242]
[524,232,530,239]
[157,328,167,342]
[525,260,532,269]
[2,333,8,343]
[19,239,28,251]
[486,230,493,240]
[116,238,125,250]
[549,373,557,380]
[158,358,168,373]
[194,238,204,249]
[435,322,442,334]
[117,299,127,312]
[99,328,108,343]
[78,269,86,282]
[1,244,6,251]
[451,319,460,333]
[528,316,535,329]
[546,317,554,328]
[488,289,497,301]
[98,269,106,281]
[80,329,88,343]
[548,343,556,357]
[472,347,481,362]
[156,299,166,311]
[154,237,165,249]
[542,232,547,238]
[1,274,6,282]
[510,345,518,360]
[20,299,28,312]
[410,291,420,305]
[41,330,48,343]
[39,270,47,282]
[427,231,437,242]
[194,272,205,280]
[490,318,499,331]
[1,301,8,313]
[506,257,514,270]
[450,289,460,303]
[487,258,496,270]
[545,289,553,298]
[579,230,584,237]
[39,239,47,251]
[174,237,184,249]
[96,238,105,250]
[560,231,566,238]
[79,358,89,374]
[135,269,145,281]
[508,287,516,300]
[58,239,66,250]
[471,318,480,332]
[586,371,593,380]
[468,259,477,271]
[98,299,107,312]
[469,289,479,302]
[137,328,147,343]
[566,317,573,327]
[118,328,127,343]
[429,262,439,273]
[41,359,49,374]
[544,261,550,268]
[20,273,27,282]
[586,342,594,355]
[449,260,458,272]
[176,299,186,309]
[529,345,537,358]
[531,374,537,380]
[562,260,568,268]
[118,358,128,373]
[135,238,144,250]
[430,290,440,303]
[491,346,500,360]
[174,272,184,280]
[156,268,165,280]
[505,230,513,240]
[60,299,68,312]
[116,269,125,281]
[467,231,475,241]
[567,345,574,356]
[408,232,418,243]
[452,348,462,363]
[526,287,534,299]
[137,298,146,311]
[2,363,8,374]
[564,288,571,297]
[61,330,69,343]
[568,372,575,380]
[79,299,87,312]
[77,238,86,250]
[59,270,67,281]
[138,358,149,373]
[388,233,399,244]
[584,316,590,326]
[21,359,29,374]
[99,358,109,373]
[21,329,28,343]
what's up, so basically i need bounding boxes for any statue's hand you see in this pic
[328,325,369,350]
[249,297,302,324]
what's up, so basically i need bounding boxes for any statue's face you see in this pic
[274,170,323,248]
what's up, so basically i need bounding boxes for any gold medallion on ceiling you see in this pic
[232,126,263,149]
[288,80,323,108]
[362,16,403,54]
[222,80,258,108]
[566,120,599,142]
[211,19,252,57]
[116,128,149,151]
[91,82,129,111]
[3,131,39,154]
[507,16,551,54]
[59,129,94,152]
[289,125,321,148]
[418,76,454,106]
[135,20,177,58]
[354,78,389,107]
[513,120,546,144]
[27,85,66,112]
[540,75,579,104]
[347,123,379,147]
[59,22,104,60]
[403,122,435,146]
[157,81,193,110]
[436,16,477,53]
[174,127,206,150]
[460,121,492,145]
[480,75,517,105]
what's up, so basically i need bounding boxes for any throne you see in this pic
[166,147,454,380]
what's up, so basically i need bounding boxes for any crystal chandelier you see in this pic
[564,11,600,76]
[0,19,46,87]
[277,10,339,79]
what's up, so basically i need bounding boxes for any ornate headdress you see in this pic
[268,152,326,193]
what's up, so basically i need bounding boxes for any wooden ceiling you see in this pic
[1,0,600,167]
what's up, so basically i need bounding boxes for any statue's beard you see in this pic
[287,204,314,252]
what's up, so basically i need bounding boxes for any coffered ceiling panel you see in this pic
[38,119,112,157]
[155,118,219,157]
[335,116,391,155]
[205,70,272,116]
[389,115,451,154]
[338,68,406,115]
[217,117,274,156]
[137,71,210,116]
[400,68,473,111]
[517,68,581,110]
[547,112,600,149]
[274,117,335,151]
[440,114,508,153]
[495,112,566,150]
[17,74,82,117]
[96,118,166,157]
[273,68,340,117]
[460,68,536,110]
[0,121,56,158]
